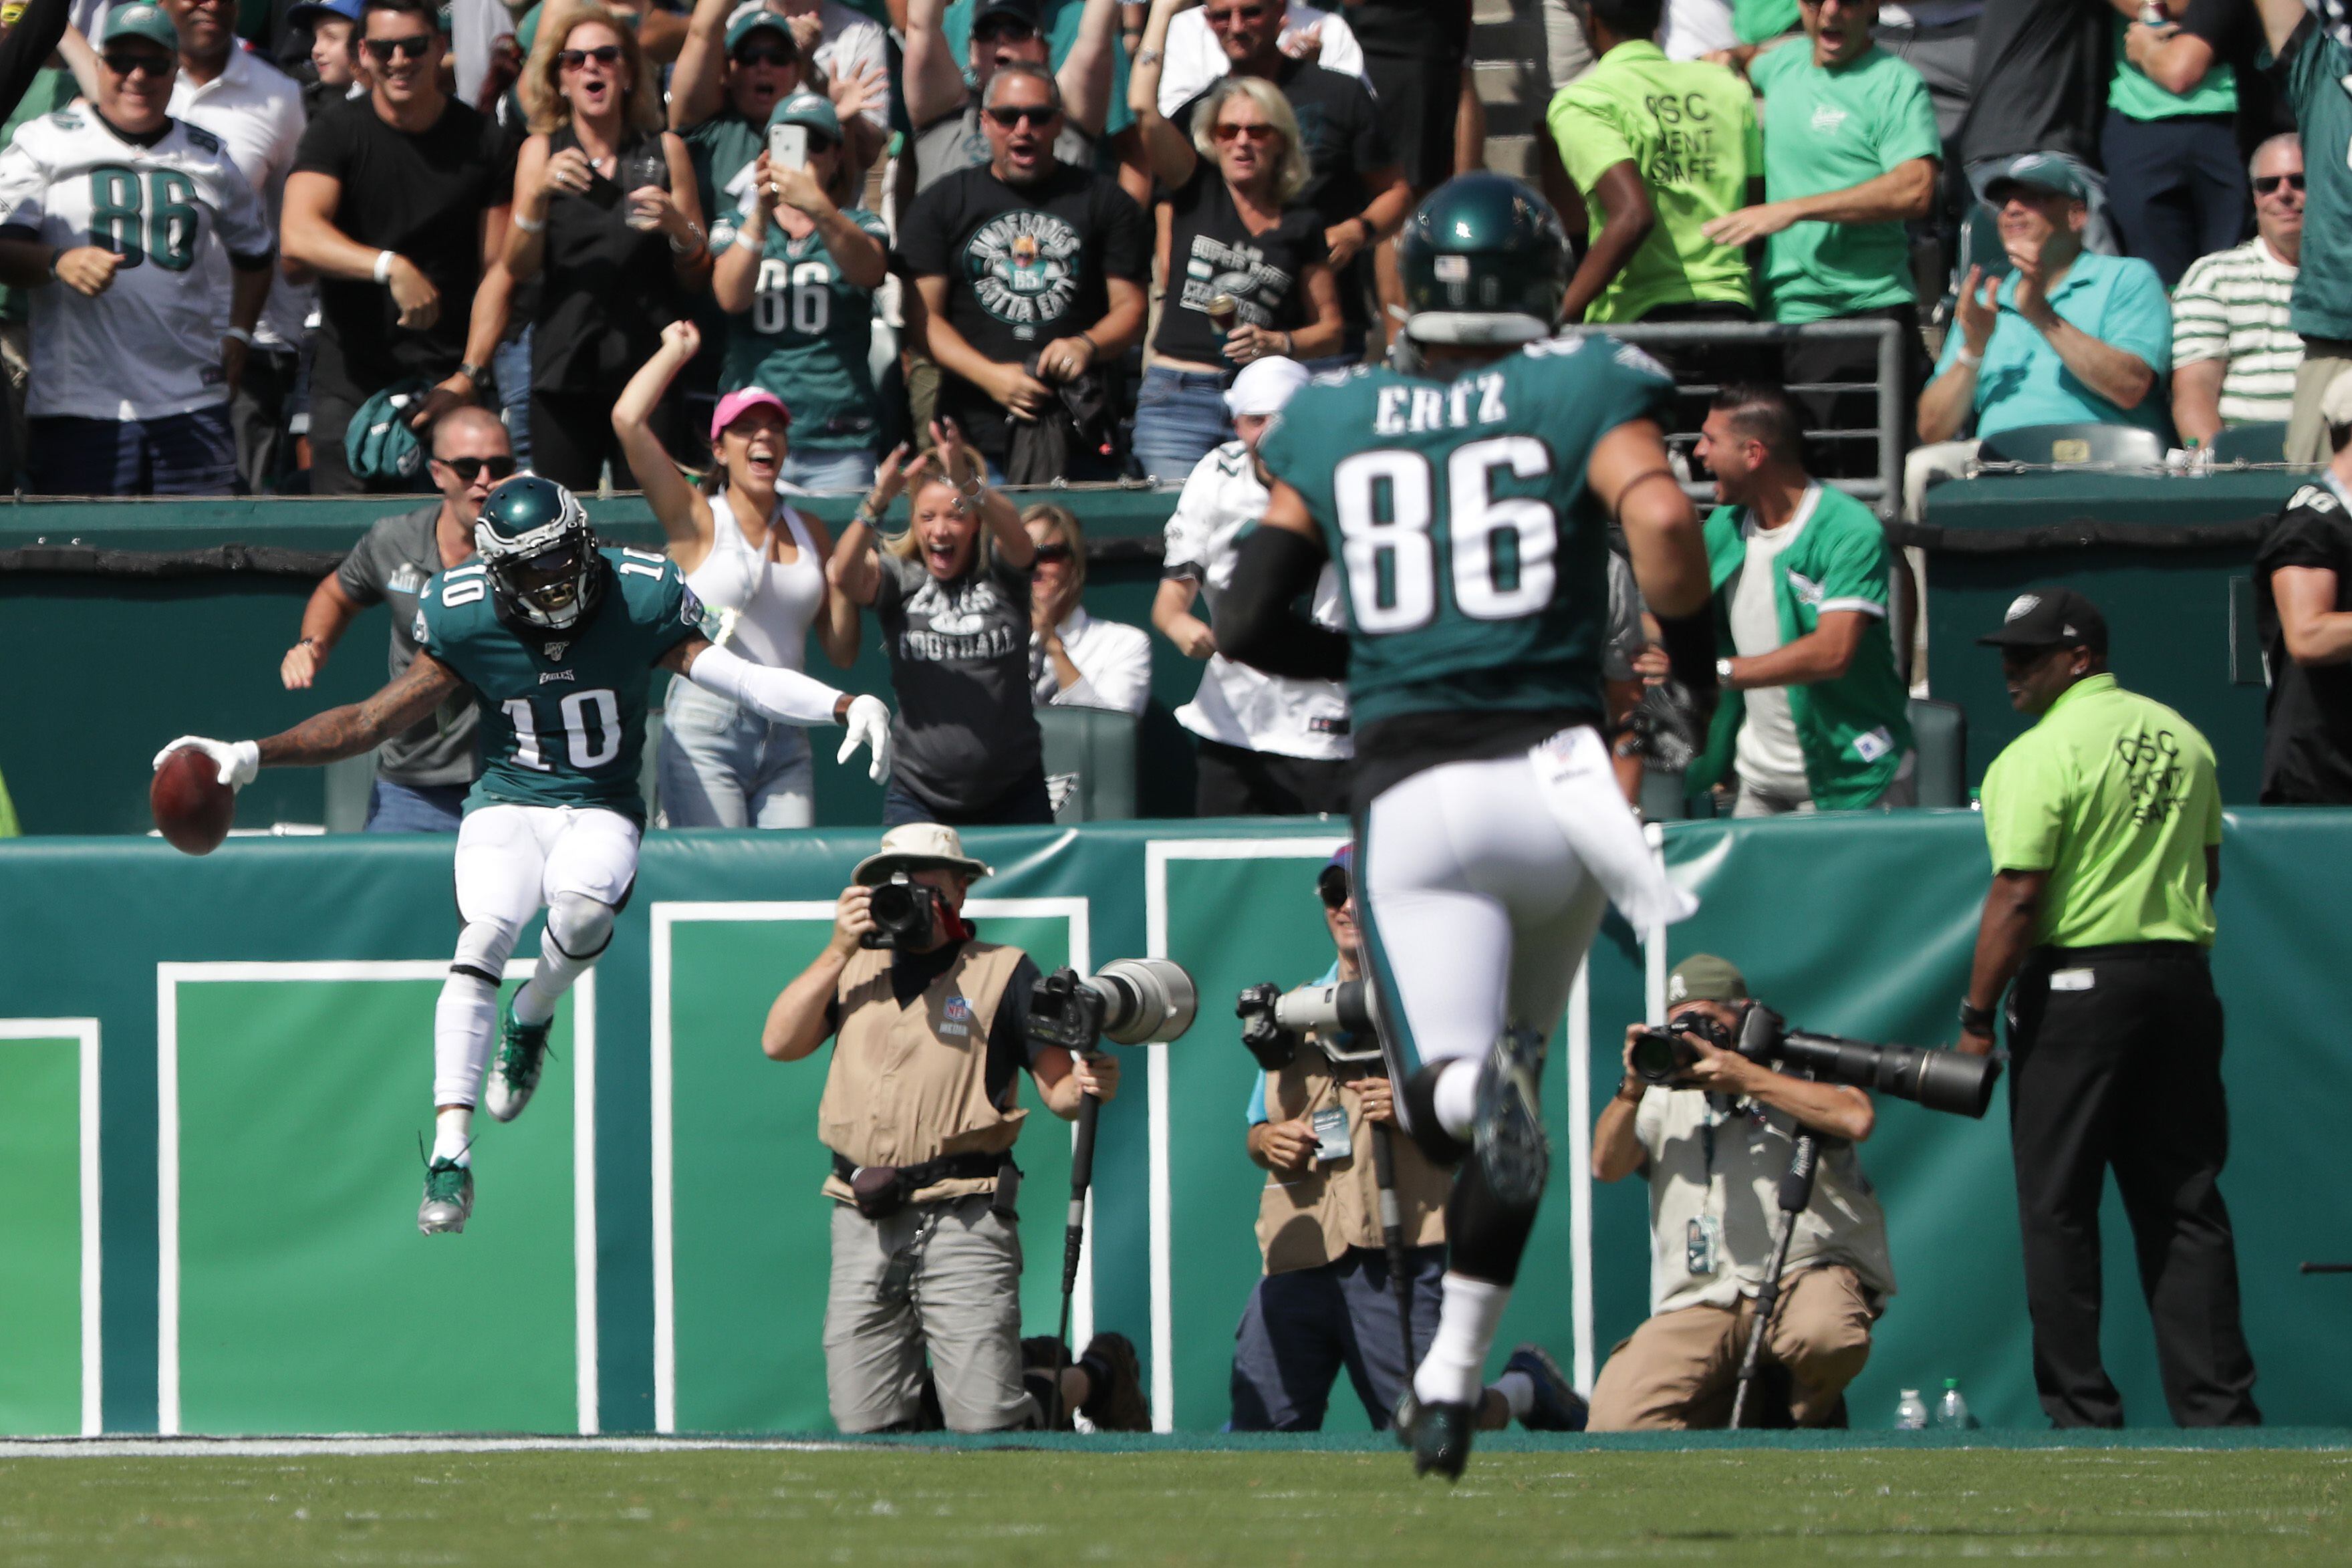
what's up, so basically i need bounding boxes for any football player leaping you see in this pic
[1218,172,1720,1480]
[156,475,892,1235]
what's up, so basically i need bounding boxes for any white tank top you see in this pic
[682,493,824,673]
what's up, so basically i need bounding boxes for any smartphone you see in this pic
[768,122,809,172]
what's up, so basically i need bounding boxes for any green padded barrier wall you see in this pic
[1,812,2347,1434]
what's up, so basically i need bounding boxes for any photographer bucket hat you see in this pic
[1666,954,1749,1007]
[854,823,995,886]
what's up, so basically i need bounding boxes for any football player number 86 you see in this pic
[1333,436,1557,632]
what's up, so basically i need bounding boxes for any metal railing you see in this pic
[1561,317,1907,519]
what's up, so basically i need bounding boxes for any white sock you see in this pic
[514,940,594,1027]
[432,1105,474,1166]
[433,972,499,1110]
[1432,1059,1482,1142]
[1492,1369,1536,1424]
[1412,1273,1511,1408]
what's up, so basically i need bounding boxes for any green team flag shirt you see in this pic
[2107,17,2236,121]
[721,205,892,451]
[1690,484,1914,809]
[1750,41,1940,323]
[1979,673,2222,948]
[1546,42,1759,323]
[417,547,702,822]
[1256,335,1678,728]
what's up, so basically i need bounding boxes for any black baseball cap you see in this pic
[1977,587,2109,654]
[974,0,1045,31]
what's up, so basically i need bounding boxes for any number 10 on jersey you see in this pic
[502,688,622,771]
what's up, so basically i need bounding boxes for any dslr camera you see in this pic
[1234,976,1383,1072]
[1631,1003,1999,1118]
[861,873,941,950]
[1028,958,1201,1053]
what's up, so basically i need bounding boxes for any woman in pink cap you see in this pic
[613,319,860,827]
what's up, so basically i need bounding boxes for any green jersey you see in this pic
[415,546,702,821]
[721,205,892,451]
[1257,336,1678,745]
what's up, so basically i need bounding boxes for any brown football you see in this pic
[152,746,235,855]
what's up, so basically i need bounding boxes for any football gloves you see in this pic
[837,694,892,783]
[154,736,260,791]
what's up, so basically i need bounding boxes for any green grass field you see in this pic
[3,1439,2348,1565]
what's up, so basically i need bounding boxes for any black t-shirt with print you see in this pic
[873,549,1043,813]
[2256,483,2352,804]
[1151,162,1327,364]
[898,160,1150,456]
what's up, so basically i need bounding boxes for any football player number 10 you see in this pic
[1333,435,1559,632]
[503,690,622,771]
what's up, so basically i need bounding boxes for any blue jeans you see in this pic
[1130,364,1233,485]
[27,406,237,495]
[882,763,1053,827]
[778,448,878,495]
[364,777,468,833]
[492,328,533,472]
[656,680,816,828]
[1229,1246,1446,1431]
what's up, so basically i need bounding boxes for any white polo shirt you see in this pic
[171,43,307,352]
[1033,607,1152,715]
[1155,3,1369,118]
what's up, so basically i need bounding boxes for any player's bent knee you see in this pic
[544,892,615,961]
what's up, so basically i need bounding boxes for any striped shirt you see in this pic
[2172,237,2303,426]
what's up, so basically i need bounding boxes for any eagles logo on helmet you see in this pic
[474,474,604,633]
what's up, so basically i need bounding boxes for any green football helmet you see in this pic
[1395,172,1571,348]
[475,473,602,632]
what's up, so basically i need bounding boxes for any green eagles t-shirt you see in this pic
[1734,0,1800,45]
[1546,41,1759,323]
[721,204,890,452]
[2107,17,2236,121]
[1255,335,1678,729]
[1750,41,1940,323]
[2277,19,2352,341]
[416,547,702,821]
[1979,673,2222,948]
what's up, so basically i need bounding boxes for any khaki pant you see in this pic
[1587,1266,1879,1430]
[823,1194,1034,1434]
[2286,344,2352,466]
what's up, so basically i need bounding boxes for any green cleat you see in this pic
[485,995,549,1123]
[418,1158,473,1234]
[1400,1395,1474,1481]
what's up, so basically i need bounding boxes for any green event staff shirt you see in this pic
[1980,673,2222,948]
[416,547,702,822]
[1694,485,1914,808]
[1931,252,2172,438]
[1750,41,1940,323]
[2277,18,2352,342]
[2107,17,2236,121]
[1255,334,1678,731]
[1546,41,1758,323]
[721,204,891,452]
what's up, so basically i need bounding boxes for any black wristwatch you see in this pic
[456,361,488,387]
[1958,999,1996,1035]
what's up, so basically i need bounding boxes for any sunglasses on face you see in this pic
[1213,121,1277,143]
[102,50,172,80]
[1030,541,1073,563]
[1317,865,1350,910]
[1206,3,1268,25]
[731,43,793,68]
[434,454,518,482]
[974,18,1038,44]
[362,33,435,63]
[2254,173,2307,196]
[985,104,1061,128]
[558,45,623,70]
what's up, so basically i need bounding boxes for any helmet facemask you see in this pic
[495,535,598,630]
[475,475,602,633]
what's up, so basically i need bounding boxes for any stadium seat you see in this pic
[1976,422,2165,468]
[2206,421,2289,465]
[1037,705,1139,822]
[1908,698,1967,808]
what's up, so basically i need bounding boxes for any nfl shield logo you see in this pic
[944,997,972,1024]
[544,640,570,660]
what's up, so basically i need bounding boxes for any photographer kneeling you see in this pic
[762,823,1147,1432]
[1588,956,1894,1430]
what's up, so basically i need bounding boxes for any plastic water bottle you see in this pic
[1933,1378,1975,1430]
[1894,1388,1929,1430]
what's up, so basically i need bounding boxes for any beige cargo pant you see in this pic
[1587,1265,1879,1430]
[824,1194,1036,1433]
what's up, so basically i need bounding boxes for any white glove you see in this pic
[837,694,892,783]
[154,736,260,792]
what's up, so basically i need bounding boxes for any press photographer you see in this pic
[1587,955,1895,1430]
[760,823,1148,1433]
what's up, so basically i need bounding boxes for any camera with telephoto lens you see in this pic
[860,873,941,950]
[1234,977,1384,1072]
[1630,1003,2000,1118]
[1028,958,1202,1053]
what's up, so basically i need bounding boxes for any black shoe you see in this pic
[1079,1331,1151,1432]
[1402,1396,1474,1481]
[1474,1027,1551,1208]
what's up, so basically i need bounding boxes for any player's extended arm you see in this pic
[155,652,469,790]
[661,636,894,780]
[1592,417,1716,710]
[1214,481,1349,681]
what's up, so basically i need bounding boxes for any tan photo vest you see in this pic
[1257,1045,1450,1275]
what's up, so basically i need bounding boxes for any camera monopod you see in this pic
[1728,1123,1819,1430]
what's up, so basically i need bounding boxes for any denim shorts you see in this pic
[658,679,815,828]
[777,448,878,495]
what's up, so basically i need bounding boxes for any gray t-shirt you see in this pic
[873,549,1041,813]
[910,102,1097,196]
[335,505,482,788]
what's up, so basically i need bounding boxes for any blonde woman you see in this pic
[504,0,708,491]
[1024,504,1151,716]
[1128,9,1344,483]
[831,420,1049,826]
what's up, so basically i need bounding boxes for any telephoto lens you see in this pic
[1087,958,1200,1045]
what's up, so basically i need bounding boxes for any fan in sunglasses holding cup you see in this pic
[275,407,515,832]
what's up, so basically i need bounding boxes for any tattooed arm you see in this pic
[257,653,467,767]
